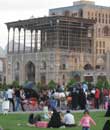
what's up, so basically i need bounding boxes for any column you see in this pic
[18,28,21,53]
[34,30,38,52]
[23,28,26,53]
[7,27,10,53]
[13,28,15,53]
[31,30,33,52]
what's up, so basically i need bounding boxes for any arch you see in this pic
[96,57,105,69]
[25,61,35,82]
[84,63,93,70]
[103,26,110,36]
[96,57,104,65]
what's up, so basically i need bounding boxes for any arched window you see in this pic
[25,61,35,81]
[103,26,110,36]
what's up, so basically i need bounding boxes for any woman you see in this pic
[48,108,64,128]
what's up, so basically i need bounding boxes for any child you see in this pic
[79,109,96,130]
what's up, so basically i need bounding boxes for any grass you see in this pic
[0,110,107,130]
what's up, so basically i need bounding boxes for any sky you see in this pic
[0,0,110,49]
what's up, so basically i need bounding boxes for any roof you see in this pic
[49,3,110,14]
[5,15,95,29]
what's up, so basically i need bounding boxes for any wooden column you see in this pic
[23,28,26,53]
[18,28,21,53]
[34,30,38,52]
[13,28,15,53]
[7,27,10,53]
[31,30,33,52]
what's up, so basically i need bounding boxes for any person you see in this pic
[63,110,76,127]
[27,113,41,126]
[79,109,96,130]
[19,87,25,111]
[104,102,110,117]
[48,108,64,128]
[94,88,100,109]
[102,120,110,130]
[79,88,87,110]
[103,102,110,130]
[15,88,21,111]
[6,86,15,111]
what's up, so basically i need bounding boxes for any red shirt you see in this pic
[95,89,100,99]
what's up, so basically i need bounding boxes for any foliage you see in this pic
[36,81,42,89]
[12,80,19,88]
[48,80,56,90]
[96,79,110,89]
[66,78,77,88]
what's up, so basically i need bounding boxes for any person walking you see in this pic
[6,86,15,111]
[79,109,96,130]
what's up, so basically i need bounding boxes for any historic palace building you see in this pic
[5,0,110,85]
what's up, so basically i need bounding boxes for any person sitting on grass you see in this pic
[63,110,76,127]
[79,109,96,130]
[103,102,110,130]
[27,113,41,127]
[47,108,64,128]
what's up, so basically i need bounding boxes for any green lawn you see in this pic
[0,111,107,130]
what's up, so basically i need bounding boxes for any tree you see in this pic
[48,80,56,90]
[12,80,19,88]
[66,78,77,90]
[96,79,110,89]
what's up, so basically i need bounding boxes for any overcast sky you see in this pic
[0,0,110,49]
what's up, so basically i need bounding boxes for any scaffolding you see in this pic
[6,16,95,54]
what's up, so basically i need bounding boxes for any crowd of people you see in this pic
[0,82,110,130]
[0,82,110,112]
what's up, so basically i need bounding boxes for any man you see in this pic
[63,110,76,127]
[6,86,15,111]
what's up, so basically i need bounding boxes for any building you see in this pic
[49,0,110,82]
[5,15,94,85]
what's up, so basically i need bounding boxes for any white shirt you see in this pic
[6,88,14,99]
[64,113,75,125]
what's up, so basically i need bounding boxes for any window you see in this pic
[102,14,104,23]
[98,28,101,36]
[64,10,70,16]
[98,13,101,23]
[88,12,90,19]
[103,41,105,48]
[99,41,101,48]
[106,14,108,24]
[95,12,97,21]
[74,58,77,63]
[103,49,105,54]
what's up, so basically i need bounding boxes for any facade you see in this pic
[5,16,94,85]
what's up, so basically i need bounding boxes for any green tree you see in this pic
[96,79,110,89]
[66,78,77,90]
[12,80,19,88]
[48,80,56,90]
